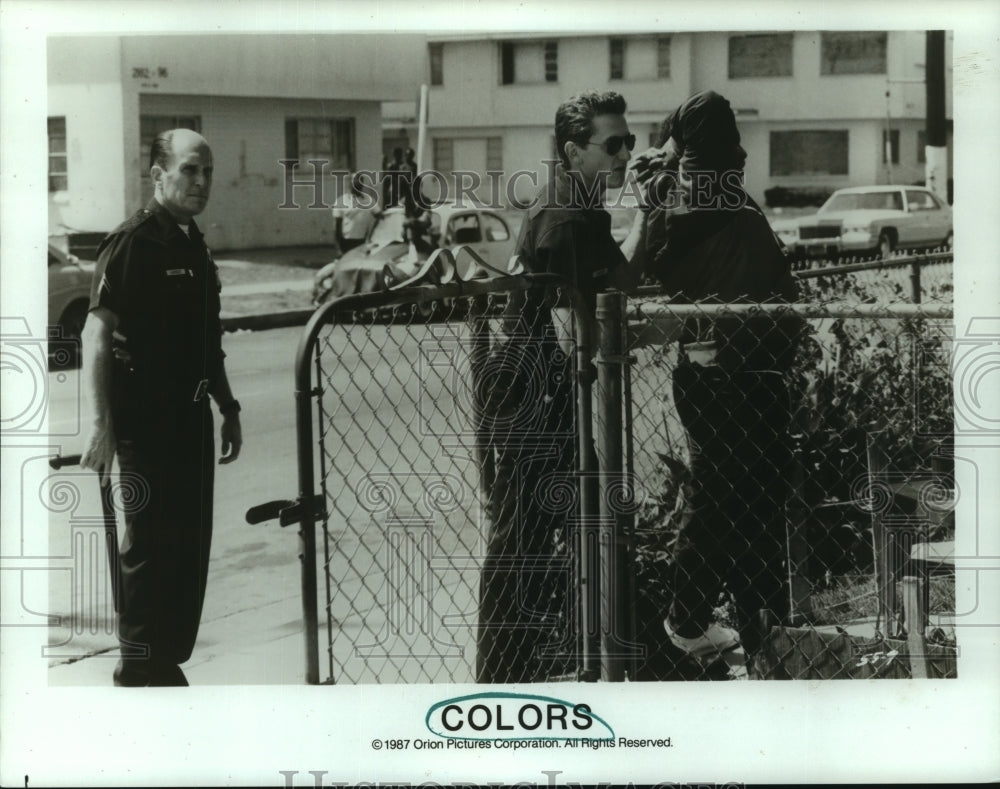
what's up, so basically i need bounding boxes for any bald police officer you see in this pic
[81,129,242,687]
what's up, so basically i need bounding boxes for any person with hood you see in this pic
[631,90,802,665]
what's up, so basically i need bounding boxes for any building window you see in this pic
[500,43,515,84]
[609,37,665,81]
[486,137,503,170]
[728,33,793,78]
[140,114,201,202]
[883,129,900,164]
[917,129,926,163]
[544,41,558,82]
[657,37,671,79]
[770,130,849,176]
[433,137,502,173]
[433,138,454,174]
[429,43,443,86]
[610,38,625,79]
[284,118,355,173]
[821,32,887,75]
[500,40,558,85]
[48,117,68,192]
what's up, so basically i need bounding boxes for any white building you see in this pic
[47,34,425,250]
[48,31,953,251]
[422,30,953,206]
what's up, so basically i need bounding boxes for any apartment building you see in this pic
[423,31,953,206]
[47,34,425,249]
[47,31,953,251]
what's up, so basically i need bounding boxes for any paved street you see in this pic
[45,321,486,685]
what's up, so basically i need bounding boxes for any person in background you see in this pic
[384,147,404,208]
[332,172,377,255]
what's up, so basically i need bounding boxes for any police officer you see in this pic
[81,128,242,687]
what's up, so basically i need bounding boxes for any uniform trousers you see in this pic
[113,400,214,686]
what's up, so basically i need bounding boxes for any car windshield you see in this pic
[822,191,903,212]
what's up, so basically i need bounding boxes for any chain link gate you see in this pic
[593,250,958,681]
[250,272,606,684]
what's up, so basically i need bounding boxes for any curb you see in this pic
[221,308,315,333]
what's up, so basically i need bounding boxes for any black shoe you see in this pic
[113,658,150,687]
[148,662,189,687]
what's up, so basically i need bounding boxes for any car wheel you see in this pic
[52,298,88,369]
[943,231,953,250]
[877,230,895,260]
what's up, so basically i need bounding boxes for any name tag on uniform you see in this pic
[166,268,189,277]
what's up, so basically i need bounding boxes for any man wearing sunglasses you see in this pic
[515,90,642,317]
[476,91,641,684]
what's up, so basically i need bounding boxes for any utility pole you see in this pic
[925,31,948,203]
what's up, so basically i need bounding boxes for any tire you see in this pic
[943,231,953,250]
[877,230,895,260]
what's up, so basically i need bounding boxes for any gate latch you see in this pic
[245,495,327,528]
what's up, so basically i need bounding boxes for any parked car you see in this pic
[312,204,517,308]
[770,185,953,260]
[48,237,95,368]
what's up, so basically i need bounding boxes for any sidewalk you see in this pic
[215,245,333,330]
[48,597,308,687]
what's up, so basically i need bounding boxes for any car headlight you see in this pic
[776,228,797,239]
[842,224,871,235]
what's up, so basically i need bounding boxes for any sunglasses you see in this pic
[585,133,636,156]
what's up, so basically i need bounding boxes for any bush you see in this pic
[631,262,955,632]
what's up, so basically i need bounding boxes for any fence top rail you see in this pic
[630,252,952,298]
[793,251,953,280]
[625,299,954,321]
[293,271,594,395]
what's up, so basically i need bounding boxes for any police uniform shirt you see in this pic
[89,198,224,440]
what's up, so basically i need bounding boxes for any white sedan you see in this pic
[771,185,952,260]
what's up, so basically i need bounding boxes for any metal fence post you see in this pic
[786,447,814,625]
[469,298,496,500]
[294,334,323,685]
[567,295,600,681]
[595,292,631,681]
[910,260,922,304]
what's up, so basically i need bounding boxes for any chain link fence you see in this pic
[257,250,956,683]
[606,250,956,681]
[793,249,953,305]
[259,274,606,684]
